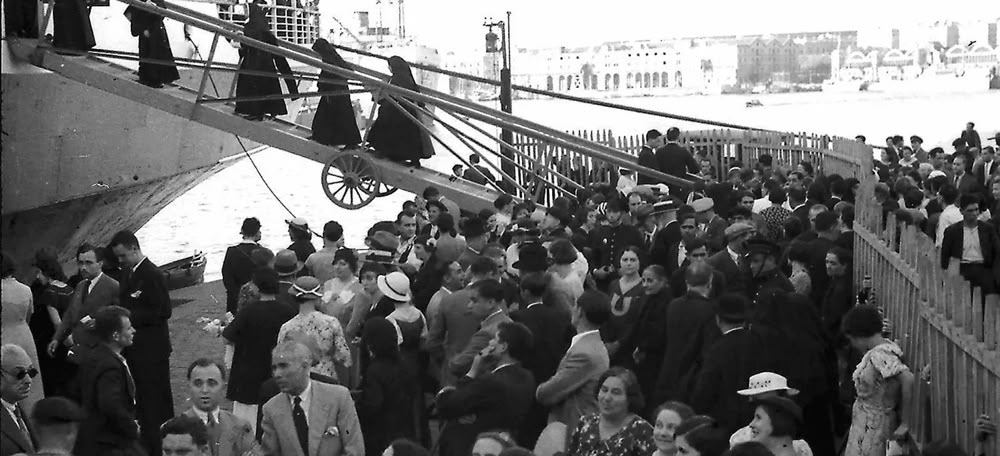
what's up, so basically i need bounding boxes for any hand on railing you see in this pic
[976,414,996,441]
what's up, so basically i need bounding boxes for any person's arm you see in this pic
[423,295,446,355]
[52,287,83,348]
[96,367,140,439]
[536,350,596,406]
[448,329,490,377]
[974,414,996,456]
[893,369,915,439]
[335,390,365,456]
[260,403,280,456]
[436,375,495,418]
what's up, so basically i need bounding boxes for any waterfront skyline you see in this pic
[330,0,999,51]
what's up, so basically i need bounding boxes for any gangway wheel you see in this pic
[375,177,398,197]
[321,153,379,209]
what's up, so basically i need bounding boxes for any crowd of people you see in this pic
[4,123,1000,456]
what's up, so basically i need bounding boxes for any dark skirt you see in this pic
[367,100,432,162]
[137,22,180,85]
[311,87,362,146]
[235,51,287,116]
[53,0,95,51]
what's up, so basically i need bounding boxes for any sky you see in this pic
[327,0,1000,51]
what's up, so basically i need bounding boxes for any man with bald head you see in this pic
[260,341,364,456]
[1,344,38,455]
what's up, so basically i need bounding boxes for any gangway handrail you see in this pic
[107,0,698,190]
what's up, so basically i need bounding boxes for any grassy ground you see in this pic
[167,280,231,413]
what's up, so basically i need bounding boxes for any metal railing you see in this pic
[216,2,319,45]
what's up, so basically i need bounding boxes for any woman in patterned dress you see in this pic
[602,247,645,367]
[842,305,913,456]
[567,367,654,456]
[277,276,352,382]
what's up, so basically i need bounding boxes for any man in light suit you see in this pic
[110,230,174,456]
[182,358,257,456]
[426,257,498,387]
[448,279,513,378]
[261,341,363,456]
[1,344,37,456]
[536,290,611,432]
[48,243,120,363]
[437,321,537,455]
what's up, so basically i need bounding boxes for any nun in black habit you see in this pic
[310,38,362,148]
[234,1,299,121]
[367,56,435,166]
[124,0,180,88]
[53,0,95,52]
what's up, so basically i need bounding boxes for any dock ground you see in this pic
[167,279,231,413]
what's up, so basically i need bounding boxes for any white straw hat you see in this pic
[377,271,411,302]
[736,372,800,396]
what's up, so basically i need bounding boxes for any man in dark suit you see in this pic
[637,129,662,185]
[953,154,984,198]
[689,293,775,434]
[449,280,514,378]
[662,210,698,276]
[706,223,753,295]
[654,127,699,196]
[649,200,682,269]
[109,230,174,456]
[437,321,537,454]
[536,291,611,432]
[260,341,364,456]
[510,272,573,445]
[941,194,1000,295]
[222,217,262,314]
[462,154,496,185]
[74,306,142,456]
[49,243,120,363]
[1,344,38,456]
[975,146,999,186]
[692,198,727,254]
[668,238,727,299]
[653,262,720,405]
[588,198,644,290]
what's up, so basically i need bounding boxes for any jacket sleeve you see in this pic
[424,297,446,355]
[53,285,84,343]
[536,350,595,406]
[688,346,723,416]
[335,390,365,456]
[436,375,496,418]
[260,403,280,456]
[940,225,954,269]
[96,367,139,440]
[449,329,490,378]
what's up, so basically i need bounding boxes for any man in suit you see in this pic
[654,127,699,196]
[458,218,490,272]
[437,321,537,454]
[74,306,142,456]
[653,263,720,405]
[161,415,212,456]
[706,222,753,296]
[222,217,262,314]
[1,344,38,456]
[30,396,85,456]
[260,341,364,456]
[256,371,338,441]
[637,129,662,185]
[109,229,174,456]
[668,238,726,299]
[510,272,573,445]
[462,154,496,185]
[426,257,498,387]
[49,242,120,363]
[953,154,983,198]
[941,194,1000,295]
[182,358,257,456]
[663,210,699,276]
[536,290,611,432]
[692,198,727,254]
[806,212,841,306]
[449,279,513,378]
[689,293,775,434]
[649,200,683,270]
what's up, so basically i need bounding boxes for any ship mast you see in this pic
[398,0,405,39]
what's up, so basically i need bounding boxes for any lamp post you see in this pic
[484,13,515,191]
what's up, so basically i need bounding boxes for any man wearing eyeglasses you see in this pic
[1,343,38,456]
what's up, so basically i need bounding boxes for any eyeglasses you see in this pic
[1,367,38,380]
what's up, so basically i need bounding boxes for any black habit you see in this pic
[234,3,298,118]
[53,0,95,51]
[124,0,180,87]
[367,56,435,165]
[119,257,174,456]
[311,38,363,147]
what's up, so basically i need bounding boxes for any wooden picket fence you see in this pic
[854,177,1000,452]
[511,128,872,204]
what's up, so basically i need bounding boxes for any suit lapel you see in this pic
[1,407,32,452]
[308,385,331,456]
[273,395,302,456]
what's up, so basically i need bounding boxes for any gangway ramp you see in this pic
[7,39,504,211]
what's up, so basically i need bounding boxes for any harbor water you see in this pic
[139,89,1000,281]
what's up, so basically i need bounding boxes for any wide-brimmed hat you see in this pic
[274,249,303,277]
[737,372,800,396]
[512,242,548,272]
[377,271,411,302]
[289,276,323,299]
[286,217,310,232]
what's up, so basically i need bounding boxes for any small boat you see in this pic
[745,99,763,108]
[160,252,207,291]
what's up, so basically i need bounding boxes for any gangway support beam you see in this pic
[7,39,503,211]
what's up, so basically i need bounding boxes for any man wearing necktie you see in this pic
[182,358,257,456]
[1,344,38,456]
[74,306,144,456]
[49,243,120,364]
[261,341,364,456]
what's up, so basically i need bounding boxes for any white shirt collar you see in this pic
[192,406,221,425]
[722,326,744,336]
[570,329,600,350]
[131,257,147,273]
[492,362,517,374]
[288,379,312,423]
[483,308,504,322]
[1,398,16,415]
[525,301,544,309]
[88,272,104,293]
[727,246,741,263]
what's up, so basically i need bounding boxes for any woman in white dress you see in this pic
[1,252,44,411]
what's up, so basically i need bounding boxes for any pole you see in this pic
[499,15,515,194]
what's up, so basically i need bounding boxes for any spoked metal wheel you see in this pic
[321,153,379,209]
[374,176,398,197]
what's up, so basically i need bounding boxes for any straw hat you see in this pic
[377,271,411,302]
[737,372,800,396]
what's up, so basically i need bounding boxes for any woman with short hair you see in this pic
[566,367,654,456]
[747,396,804,456]
[651,401,694,456]
[29,249,75,397]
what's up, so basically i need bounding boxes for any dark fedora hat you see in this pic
[512,242,548,272]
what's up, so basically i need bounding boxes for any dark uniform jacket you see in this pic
[437,364,537,456]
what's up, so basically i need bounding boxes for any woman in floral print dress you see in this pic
[567,367,655,456]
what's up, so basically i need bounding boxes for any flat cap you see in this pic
[724,222,754,241]
[691,197,714,213]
